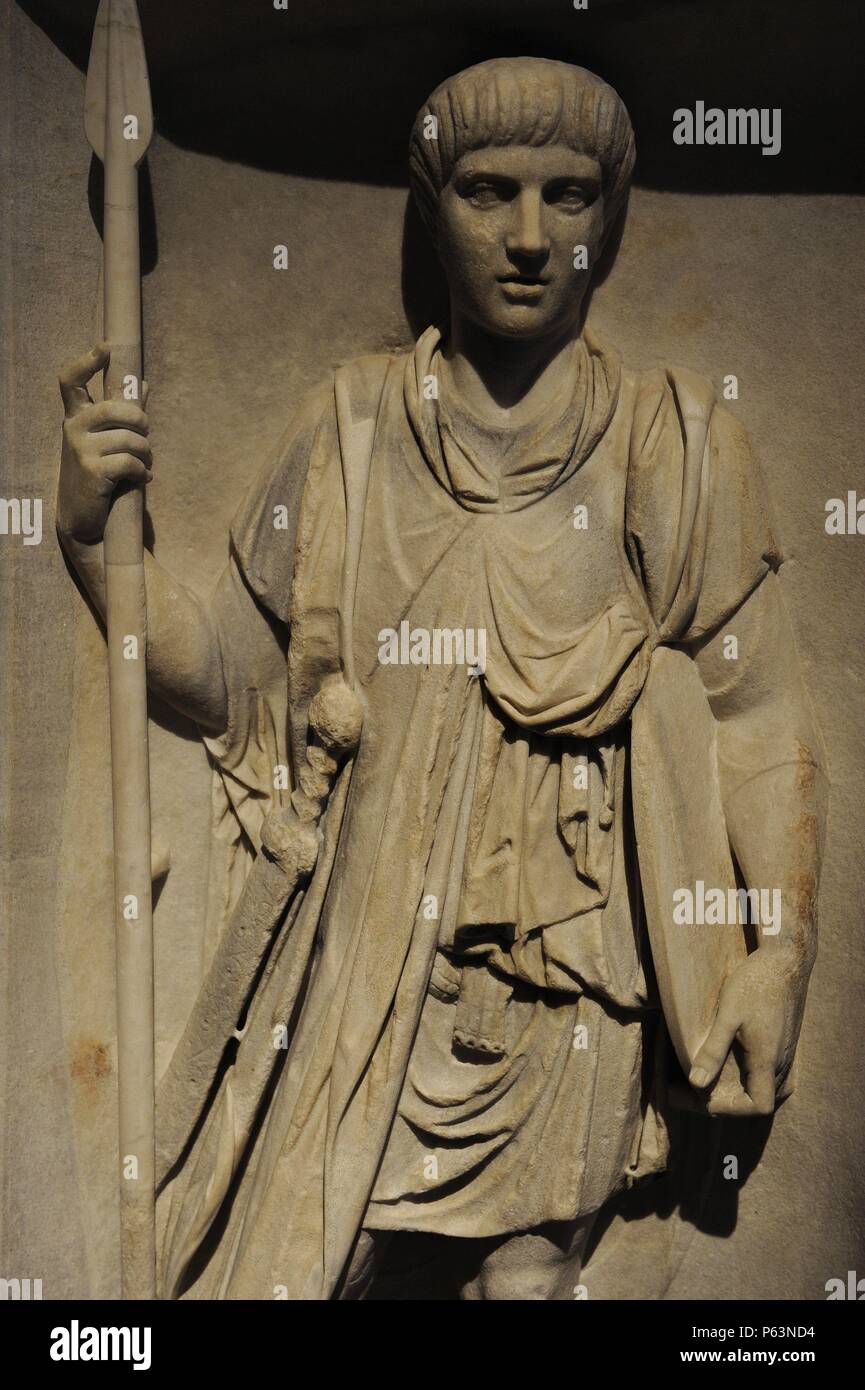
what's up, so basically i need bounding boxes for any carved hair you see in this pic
[409,56,635,243]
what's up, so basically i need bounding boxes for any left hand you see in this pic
[687,947,812,1116]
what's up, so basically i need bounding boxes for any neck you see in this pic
[442,310,582,418]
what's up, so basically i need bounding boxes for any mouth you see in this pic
[497,273,550,287]
[497,274,549,307]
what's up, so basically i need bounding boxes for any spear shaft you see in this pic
[85,0,156,1299]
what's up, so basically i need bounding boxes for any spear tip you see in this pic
[85,0,153,166]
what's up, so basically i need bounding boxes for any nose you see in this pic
[506,189,550,262]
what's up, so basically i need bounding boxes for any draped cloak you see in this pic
[158,326,780,1300]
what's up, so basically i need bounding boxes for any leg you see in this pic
[459,1214,597,1301]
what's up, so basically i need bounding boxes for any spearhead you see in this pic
[85,0,153,167]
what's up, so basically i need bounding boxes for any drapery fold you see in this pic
[159,326,781,1296]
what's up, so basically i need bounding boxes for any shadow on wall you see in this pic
[17,0,865,195]
[31,0,865,355]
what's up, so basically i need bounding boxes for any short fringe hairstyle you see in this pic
[409,57,635,243]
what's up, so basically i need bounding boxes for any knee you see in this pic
[464,1229,584,1301]
[464,1251,578,1301]
[474,1263,560,1300]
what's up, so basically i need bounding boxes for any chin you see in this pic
[482,307,569,342]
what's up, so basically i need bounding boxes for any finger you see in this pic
[59,342,109,416]
[87,400,149,433]
[103,454,152,487]
[705,1086,762,1118]
[668,1075,760,1117]
[743,1058,777,1115]
[96,430,152,464]
[690,1006,741,1090]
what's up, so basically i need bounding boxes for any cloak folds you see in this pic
[157,327,780,1299]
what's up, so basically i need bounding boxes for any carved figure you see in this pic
[57,57,826,1300]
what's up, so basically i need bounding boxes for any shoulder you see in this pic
[334,350,401,419]
[627,363,761,517]
[269,347,400,443]
[226,377,334,622]
[629,364,715,451]
[227,351,400,622]
[625,363,780,638]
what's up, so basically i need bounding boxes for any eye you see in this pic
[460,179,516,209]
[544,181,593,212]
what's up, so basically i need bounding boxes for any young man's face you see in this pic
[437,143,605,342]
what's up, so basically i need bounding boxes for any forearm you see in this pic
[691,573,827,967]
[59,529,228,733]
[719,733,826,968]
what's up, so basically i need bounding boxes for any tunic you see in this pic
[158,324,781,1298]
